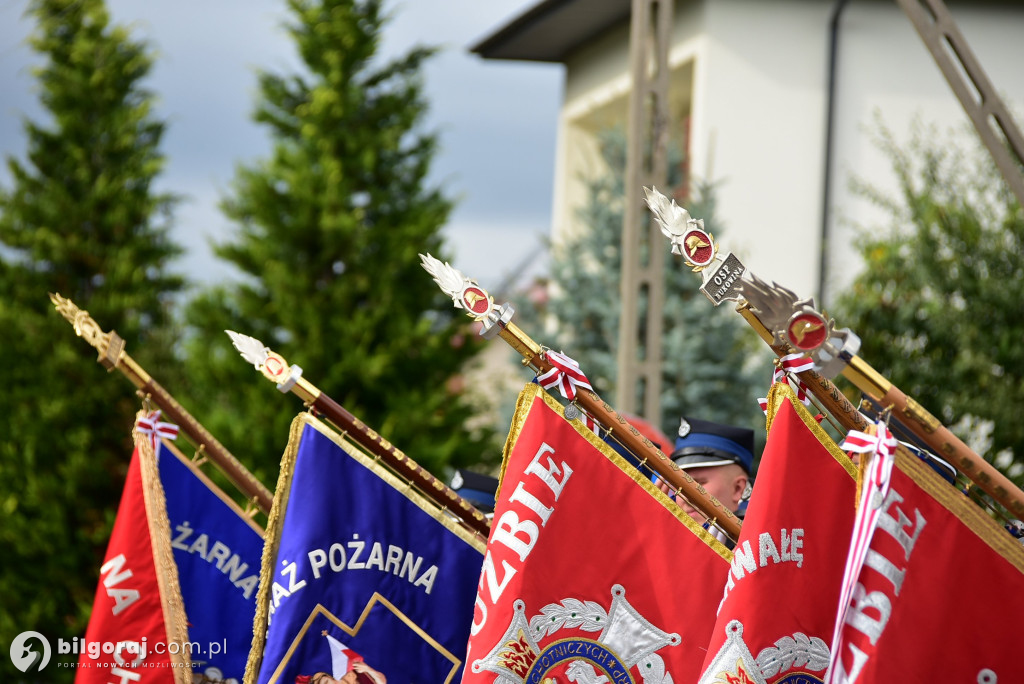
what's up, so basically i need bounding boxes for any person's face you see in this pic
[678,464,747,520]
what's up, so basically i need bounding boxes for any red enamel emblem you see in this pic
[786,313,828,351]
[683,229,714,266]
[264,353,288,380]
[461,286,491,315]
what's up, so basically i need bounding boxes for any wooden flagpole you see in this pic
[224,331,491,541]
[643,187,1024,521]
[49,293,274,514]
[419,254,744,542]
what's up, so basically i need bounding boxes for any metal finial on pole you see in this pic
[225,329,491,540]
[644,187,1024,520]
[50,293,274,513]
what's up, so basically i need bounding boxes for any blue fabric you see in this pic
[256,422,484,684]
[158,445,264,681]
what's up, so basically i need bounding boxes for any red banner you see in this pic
[829,446,1024,682]
[76,443,178,684]
[464,383,730,684]
[701,385,858,684]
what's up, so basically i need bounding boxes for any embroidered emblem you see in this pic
[700,621,828,684]
[472,585,680,684]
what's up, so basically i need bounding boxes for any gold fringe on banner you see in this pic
[243,414,303,684]
[134,414,193,683]
[765,382,858,501]
[895,441,1024,574]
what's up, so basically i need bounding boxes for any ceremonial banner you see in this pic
[246,413,486,684]
[828,436,1024,682]
[158,440,264,682]
[77,433,190,683]
[465,383,730,684]
[700,383,858,684]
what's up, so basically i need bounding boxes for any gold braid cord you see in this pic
[243,416,303,684]
[134,416,193,682]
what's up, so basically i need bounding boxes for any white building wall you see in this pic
[694,0,832,300]
[549,0,1024,308]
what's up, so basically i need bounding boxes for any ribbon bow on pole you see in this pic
[136,409,179,449]
[758,352,815,414]
[536,350,594,400]
[536,350,600,433]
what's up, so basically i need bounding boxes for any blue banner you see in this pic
[252,415,485,684]
[158,442,265,682]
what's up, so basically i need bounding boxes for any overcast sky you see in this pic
[0,0,562,292]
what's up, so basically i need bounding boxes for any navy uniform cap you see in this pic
[671,416,754,475]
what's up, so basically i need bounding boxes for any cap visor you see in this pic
[673,456,736,470]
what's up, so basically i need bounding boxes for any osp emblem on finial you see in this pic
[644,186,747,306]
[419,253,495,319]
[737,273,861,379]
[785,311,828,351]
[644,186,718,271]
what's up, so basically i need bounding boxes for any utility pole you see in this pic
[616,0,673,427]
[896,0,1024,207]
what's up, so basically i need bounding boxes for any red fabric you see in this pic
[830,459,1024,682]
[464,388,728,684]
[76,446,174,683]
[621,413,673,455]
[701,396,858,684]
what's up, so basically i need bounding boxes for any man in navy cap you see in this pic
[663,416,754,539]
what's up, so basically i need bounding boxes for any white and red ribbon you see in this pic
[579,411,599,434]
[536,351,600,434]
[758,353,815,413]
[825,420,898,682]
[136,409,179,449]
[537,350,593,401]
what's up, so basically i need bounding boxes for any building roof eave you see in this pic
[470,0,630,63]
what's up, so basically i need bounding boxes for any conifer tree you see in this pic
[181,0,496,481]
[0,0,182,676]
[516,128,770,451]
[834,120,1024,484]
